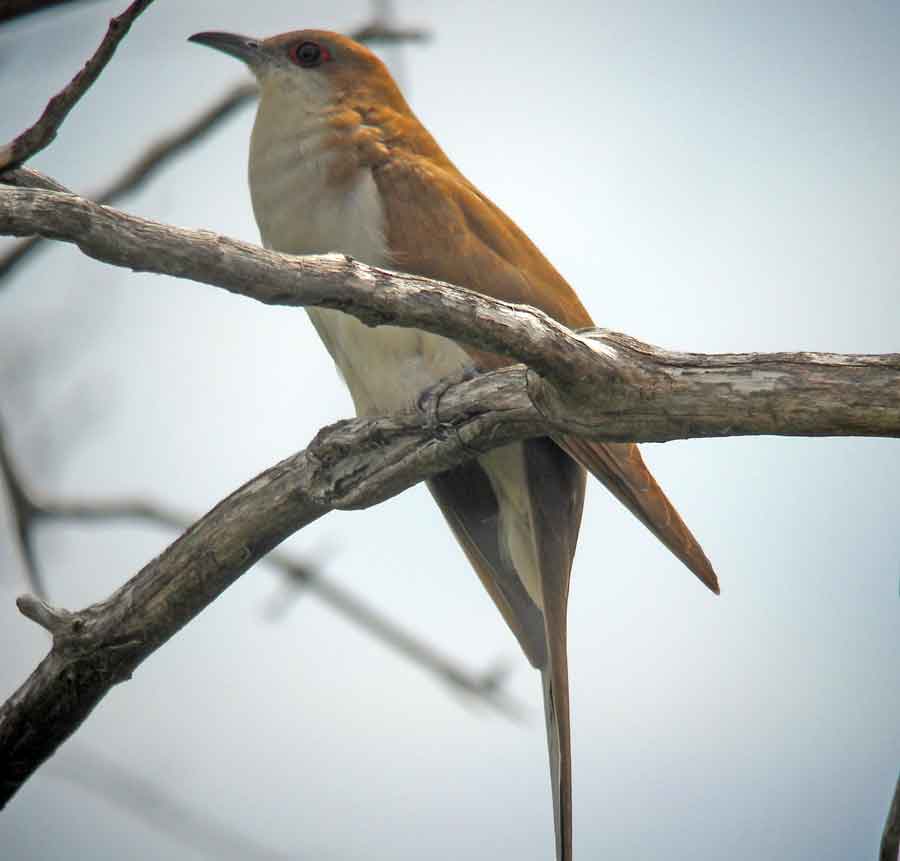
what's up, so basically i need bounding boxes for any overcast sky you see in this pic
[1,1,898,859]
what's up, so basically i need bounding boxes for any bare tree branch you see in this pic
[37,496,524,718]
[0,368,542,807]
[0,183,897,441]
[883,772,900,861]
[0,4,527,827]
[0,166,69,192]
[0,0,156,171]
[1,294,899,806]
[0,181,594,385]
[0,397,524,717]
[0,11,893,854]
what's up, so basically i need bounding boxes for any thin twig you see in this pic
[0,414,46,598]
[0,0,156,170]
[16,594,69,633]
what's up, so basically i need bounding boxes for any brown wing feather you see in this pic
[558,436,719,593]
[372,150,718,594]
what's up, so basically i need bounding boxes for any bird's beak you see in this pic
[188,31,265,67]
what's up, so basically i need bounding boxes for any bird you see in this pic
[189,28,719,860]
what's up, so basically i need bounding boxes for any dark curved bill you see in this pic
[188,31,264,66]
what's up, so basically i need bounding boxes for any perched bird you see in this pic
[190,29,719,860]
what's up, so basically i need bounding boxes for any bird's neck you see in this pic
[248,92,380,262]
[248,82,449,263]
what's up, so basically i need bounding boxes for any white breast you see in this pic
[249,100,469,416]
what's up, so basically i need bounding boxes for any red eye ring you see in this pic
[291,40,331,68]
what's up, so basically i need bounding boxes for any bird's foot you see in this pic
[415,365,480,438]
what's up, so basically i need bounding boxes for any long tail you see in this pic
[542,659,572,861]
[429,438,584,859]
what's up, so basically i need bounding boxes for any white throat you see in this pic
[249,93,387,264]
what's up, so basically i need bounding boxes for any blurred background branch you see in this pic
[48,744,292,860]
[0,414,46,598]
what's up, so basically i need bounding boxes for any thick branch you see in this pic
[37,497,524,719]
[0,185,607,389]
[0,371,538,807]
[0,402,522,718]
[0,184,897,440]
[541,330,900,440]
[0,0,156,170]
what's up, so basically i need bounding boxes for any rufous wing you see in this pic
[557,436,719,593]
[372,149,719,594]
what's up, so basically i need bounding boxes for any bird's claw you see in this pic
[415,365,480,438]
[416,379,455,438]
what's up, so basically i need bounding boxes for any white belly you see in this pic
[306,307,470,416]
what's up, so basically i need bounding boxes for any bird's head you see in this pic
[188,29,405,112]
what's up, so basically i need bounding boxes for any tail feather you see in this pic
[558,436,719,594]
[430,438,584,859]
[542,663,572,861]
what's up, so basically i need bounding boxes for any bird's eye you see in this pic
[291,40,328,68]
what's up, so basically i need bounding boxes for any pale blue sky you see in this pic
[1,2,898,859]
